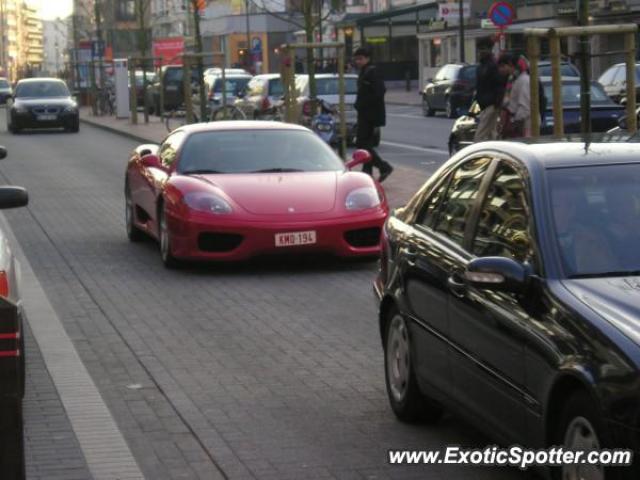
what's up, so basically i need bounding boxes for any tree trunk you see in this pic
[304,0,317,113]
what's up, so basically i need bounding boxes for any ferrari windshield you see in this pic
[549,163,640,278]
[178,130,345,174]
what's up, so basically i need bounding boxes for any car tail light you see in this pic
[0,271,9,298]
[262,97,271,111]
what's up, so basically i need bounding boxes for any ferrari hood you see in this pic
[195,171,339,215]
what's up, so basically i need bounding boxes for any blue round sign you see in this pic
[488,2,515,28]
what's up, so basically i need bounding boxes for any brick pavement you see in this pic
[23,322,94,480]
[0,118,532,480]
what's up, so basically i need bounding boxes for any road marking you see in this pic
[0,213,145,480]
[381,140,449,155]
[387,113,428,120]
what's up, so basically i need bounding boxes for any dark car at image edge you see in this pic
[0,145,29,479]
[422,64,477,118]
[374,137,640,480]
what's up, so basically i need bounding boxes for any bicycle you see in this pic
[164,102,246,132]
[96,85,115,116]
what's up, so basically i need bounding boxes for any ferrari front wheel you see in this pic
[159,207,180,269]
[125,184,145,242]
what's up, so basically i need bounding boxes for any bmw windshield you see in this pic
[15,81,70,98]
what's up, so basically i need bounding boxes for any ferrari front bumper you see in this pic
[166,209,387,261]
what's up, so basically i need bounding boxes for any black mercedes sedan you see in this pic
[375,137,640,480]
[7,78,79,134]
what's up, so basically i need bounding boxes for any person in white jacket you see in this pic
[506,56,531,137]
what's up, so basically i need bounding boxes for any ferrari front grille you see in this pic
[344,227,381,248]
[198,232,243,252]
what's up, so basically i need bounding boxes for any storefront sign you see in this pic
[481,19,498,29]
[152,38,185,66]
[427,20,447,30]
[438,2,470,20]
[367,37,388,44]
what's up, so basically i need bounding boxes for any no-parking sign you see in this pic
[488,2,515,28]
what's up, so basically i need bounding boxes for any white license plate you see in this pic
[166,85,178,91]
[275,230,317,247]
[37,114,57,121]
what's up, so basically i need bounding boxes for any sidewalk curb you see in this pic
[80,116,157,144]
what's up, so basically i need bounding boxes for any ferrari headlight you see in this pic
[345,187,380,211]
[183,192,233,214]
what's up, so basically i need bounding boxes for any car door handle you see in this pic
[402,247,418,265]
[447,273,467,298]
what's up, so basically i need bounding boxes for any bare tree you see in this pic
[251,0,344,104]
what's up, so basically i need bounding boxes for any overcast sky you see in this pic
[29,0,73,20]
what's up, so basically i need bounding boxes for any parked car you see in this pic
[422,64,477,118]
[234,74,284,119]
[538,60,581,78]
[375,138,640,480]
[448,78,624,154]
[133,70,157,107]
[7,78,79,134]
[597,62,640,103]
[124,121,388,267]
[204,67,250,77]
[0,145,29,479]
[0,77,12,105]
[294,74,367,144]
[204,72,252,106]
[146,65,200,114]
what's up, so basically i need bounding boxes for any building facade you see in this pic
[42,18,69,76]
[0,1,44,80]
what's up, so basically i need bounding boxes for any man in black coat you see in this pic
[474,47,507,141]
[353,47,393,182]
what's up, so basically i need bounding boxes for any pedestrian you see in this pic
[498,54,531,138]
[353,47,393,182]
[474,44,507,142]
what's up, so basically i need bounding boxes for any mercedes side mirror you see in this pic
[0,186,28,209]
[0,146,6,160]
[464,257,529,294]
[345,149,372,170]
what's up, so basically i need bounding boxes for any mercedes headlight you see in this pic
[345,187,380,211]
[183,192,233,214]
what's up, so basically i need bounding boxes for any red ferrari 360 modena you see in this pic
[124,121,389,267]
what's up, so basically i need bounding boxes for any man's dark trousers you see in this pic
[356,119,390,175]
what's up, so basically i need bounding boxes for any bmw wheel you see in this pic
[445,97,456,118]
[384,308,443,423]
[422,96,435,117]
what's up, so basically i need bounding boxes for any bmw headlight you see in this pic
[345,187,380,211]
[13,105,28,114]
[64,104,78,113]
[183,192,233,214]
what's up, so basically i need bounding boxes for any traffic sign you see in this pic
[488,2,515,28]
